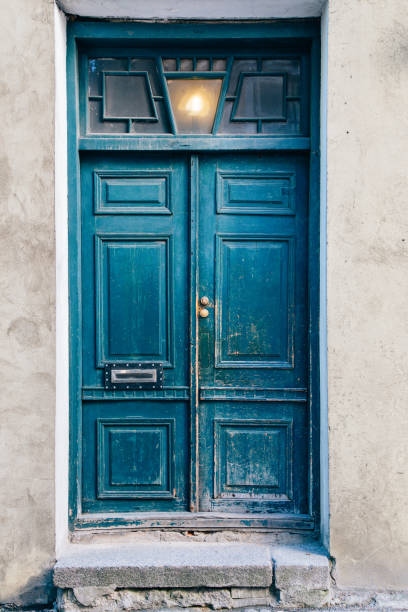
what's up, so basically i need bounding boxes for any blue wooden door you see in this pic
[197,153,309,514]
[80,151,309,517]
[81,153,190,512]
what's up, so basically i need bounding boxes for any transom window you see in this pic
[85,52,306,136]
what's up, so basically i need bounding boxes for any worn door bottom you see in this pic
[72,511,314,532]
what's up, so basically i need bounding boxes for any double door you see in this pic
[80,151,309,518]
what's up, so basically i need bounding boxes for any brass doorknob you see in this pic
[199,308,209,318]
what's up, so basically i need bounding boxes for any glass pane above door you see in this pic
[84,53,306,136]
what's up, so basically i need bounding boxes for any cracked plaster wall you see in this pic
[0,0,56,605]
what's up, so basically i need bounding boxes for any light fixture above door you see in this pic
[162,57,227,134]
[166,77,223,134]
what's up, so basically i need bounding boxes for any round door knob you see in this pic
[200,296,209,305]
[199,308,209,318]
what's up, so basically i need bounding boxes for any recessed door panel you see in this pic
[215,235,294,368]
[198,401,308,514]
[97,418,175,498]
[94,170,172,215]
[96,236,173,365]
[215,420,292,496]
[216,171,296,215]
[82,400,188,513]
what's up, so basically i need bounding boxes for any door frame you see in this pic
[66,20,321,533]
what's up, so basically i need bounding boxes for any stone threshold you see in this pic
[54,542,331,609]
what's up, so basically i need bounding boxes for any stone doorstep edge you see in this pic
[272,545,331,591]
[53,543,274,589]
[271,545,331,608]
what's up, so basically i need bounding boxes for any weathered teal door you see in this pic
[69,28,320,530]
[81,153,191,512]
[80,151,309,517]
[197,153,309,514]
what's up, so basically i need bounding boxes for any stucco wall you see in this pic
[327,0,408,590]
[0,0,55,605]
[1,0,408,605]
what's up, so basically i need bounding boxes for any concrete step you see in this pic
[54,542,331,609]
[54,542,273,589]
[272,545,331,607]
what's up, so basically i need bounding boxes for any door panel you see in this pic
[197,153,309,513]
[215,235,294,368]
[94,170,173,215]
[95,235,173,365]
[198,401,308,514]
[80,153,189,512]
[215,170,296,215]
[82,400,188,512]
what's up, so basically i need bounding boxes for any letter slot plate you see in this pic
[104,363,164,390]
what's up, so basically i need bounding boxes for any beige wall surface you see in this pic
[0,0,55,605]
[327,0,408,590]
[1,0,408,605]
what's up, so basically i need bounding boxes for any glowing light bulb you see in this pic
[166,78,223,133]
[185,93,205,116]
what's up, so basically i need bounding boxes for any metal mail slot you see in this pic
[104,363,164,390]
[111,368,157,383]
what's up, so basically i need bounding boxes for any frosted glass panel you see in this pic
[163,58,177,71]
[167,79,222,134]
[196,58,210,71]
[180,58,194,71]
[213,58,227,71]
[234,75,285,120]
[89,100,128,133]
[218,101,257,134]
[129,102,171,134]
[104,74,155,119]
[218,57,304,135]
[86,57,169,134]
[88,58,127,96]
